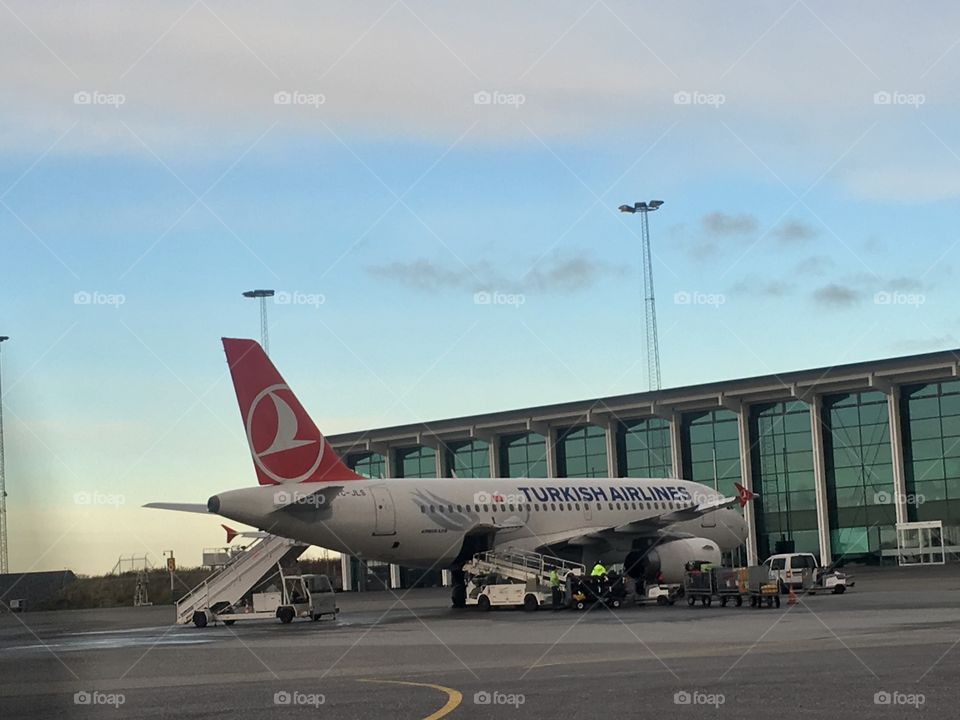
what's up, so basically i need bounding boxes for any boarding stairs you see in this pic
[176,535,307,624]
[462,548,584,586]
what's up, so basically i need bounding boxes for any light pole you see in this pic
[618,200,664,391]
[0,335,9,574]
[242,290,275,354]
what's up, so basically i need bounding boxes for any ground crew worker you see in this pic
[549,569,562,610]
[591,561,607,578]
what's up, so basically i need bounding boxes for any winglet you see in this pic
[734,482,756,508]
[222,524,239,544]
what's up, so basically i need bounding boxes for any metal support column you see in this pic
[887,386,909,525]
[736,405,759,565]
[340,554,353,592]
[809,396,833,566]
[604,418,619,477]
[488,436,499,479]
[545,427,556,478]
[669,412,683,479]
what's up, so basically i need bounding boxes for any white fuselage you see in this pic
[208,477,748,568]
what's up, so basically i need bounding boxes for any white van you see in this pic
[763,553,853,594]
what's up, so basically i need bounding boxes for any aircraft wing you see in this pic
[533,486,754,551]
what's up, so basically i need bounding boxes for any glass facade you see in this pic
[446,440,490,478]
[823,391,897,559]
[556,426,608,478]
[348,452,386,479]
[681,409,742,496]
[681,408,745,566]
[902,380,960,525]
[618,417,672,478]
[750,401,818,558]
[499,433,548,477]
[395,447,438,478]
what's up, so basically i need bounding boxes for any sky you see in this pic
[2,1,960,575]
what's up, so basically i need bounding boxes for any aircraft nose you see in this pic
[207,495,221,513]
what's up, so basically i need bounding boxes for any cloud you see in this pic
[886,276,925,292]
[729,277,795,297]
[773,219,818,244]
[813,283,860,307]
[794,256,834,277]
[702,212,758,236]
[365,251,625,294]
[364,258,476,292]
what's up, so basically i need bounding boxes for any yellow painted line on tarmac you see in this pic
[359,679,462,720]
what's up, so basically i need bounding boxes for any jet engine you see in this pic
[624,538,722,584]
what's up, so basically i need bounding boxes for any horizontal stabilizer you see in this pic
[144,502,210,514]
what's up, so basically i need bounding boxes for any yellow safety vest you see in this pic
[591,564,606,577]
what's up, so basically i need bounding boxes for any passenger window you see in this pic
[771,558,786,570]
[574,503,580,510]
[551,503,557,511]
[483,504,489,512]
[456,505,462,512]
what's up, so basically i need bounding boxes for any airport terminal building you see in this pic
[327,348,960,590]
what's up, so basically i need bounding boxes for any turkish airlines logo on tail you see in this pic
[246,384,324,484]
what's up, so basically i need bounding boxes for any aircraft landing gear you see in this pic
[451,569,467,608]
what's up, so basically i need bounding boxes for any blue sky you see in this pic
[2,1,960,574]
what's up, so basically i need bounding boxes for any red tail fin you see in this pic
[222,338,362,485]
[734,482,755,508]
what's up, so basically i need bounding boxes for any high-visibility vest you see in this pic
[591,563,607,577]
[549,570,559,587]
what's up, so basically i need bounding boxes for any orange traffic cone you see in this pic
[788,586,798,605]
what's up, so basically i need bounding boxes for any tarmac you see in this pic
[1,564,959,719]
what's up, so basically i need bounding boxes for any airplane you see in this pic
[147,338,754,606]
